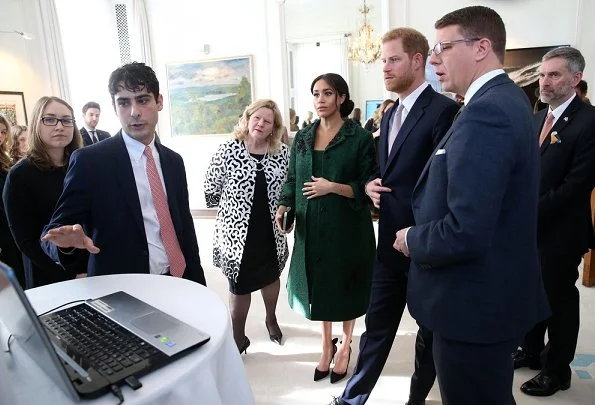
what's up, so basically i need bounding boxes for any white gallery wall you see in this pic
[0,0,594,211]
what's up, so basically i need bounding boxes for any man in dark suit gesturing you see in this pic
[41,62,206,285]
[393,6,549,405]
[514,46,595,397]
[331,28,458,405]
[79,102,111,146]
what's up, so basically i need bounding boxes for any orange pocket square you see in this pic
[550,132,561,144]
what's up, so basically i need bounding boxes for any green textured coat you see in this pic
[279,119,376,321]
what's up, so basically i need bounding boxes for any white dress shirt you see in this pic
[464,69,506,105]
[122,131,170,275]
[548,93,576,126]
[388,82,430,153]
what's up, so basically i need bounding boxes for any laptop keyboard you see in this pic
[42,305,161,378]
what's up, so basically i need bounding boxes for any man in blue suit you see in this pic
[393,6,549,405]
[41,62,206,285]
[331,28,458,405]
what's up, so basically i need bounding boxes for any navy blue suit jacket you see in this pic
[42,132,206,285]
[80,127,111,146]
[407,74,549,343]
[374,85,459,272]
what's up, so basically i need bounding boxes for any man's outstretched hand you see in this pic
[42,224,100,254]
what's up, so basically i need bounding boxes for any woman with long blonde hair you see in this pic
[205,99,290,353]
[3,97,86,288]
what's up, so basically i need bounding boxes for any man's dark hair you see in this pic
[82,101,100,114]
[435,6,506,64]
[108,62,160,104]
[576,80,588,94]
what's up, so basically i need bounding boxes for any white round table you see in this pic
[0,274,254,405]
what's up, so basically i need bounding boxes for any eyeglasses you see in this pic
[41,116,76,127]
[429,38,481,56]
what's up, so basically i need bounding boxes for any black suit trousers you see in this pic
[341,259,435,404]
[433,333,521,405]
[522,251,581,379]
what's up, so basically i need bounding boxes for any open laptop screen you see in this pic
[0,263,79,400]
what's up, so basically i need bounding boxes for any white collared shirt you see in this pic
[392,81,430,131]
[464,69,506,105]
[548,93,576,126]
[122,131,170,275]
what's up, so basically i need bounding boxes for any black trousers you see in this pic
[433,333,521,405]
[521,252,581,379]
[340,260,435,404]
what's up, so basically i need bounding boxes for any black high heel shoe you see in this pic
[314,338,338,381]
[238,336,250,354]
[330,343,352,383]
[265,320,283,345]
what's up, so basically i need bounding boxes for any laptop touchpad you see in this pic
[131,312,177,333]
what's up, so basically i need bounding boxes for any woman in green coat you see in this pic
[276,73,376,383]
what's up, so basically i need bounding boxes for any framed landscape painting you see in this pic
[166,56,254,136]
[0,91,28,126]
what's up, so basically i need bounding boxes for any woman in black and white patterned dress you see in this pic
[204,99,289,353]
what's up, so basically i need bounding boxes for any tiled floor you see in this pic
[195,218,595,404]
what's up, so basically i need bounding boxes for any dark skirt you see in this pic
[228,156,279,295]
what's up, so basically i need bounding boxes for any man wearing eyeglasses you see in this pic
[393,6,549,405]
[40,63,206,286]
[79,102,111,146]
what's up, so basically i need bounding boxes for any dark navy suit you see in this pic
[340,85,459,404]
[406,74,550,405]
[80,127,111,146]
[42,132,206,285]
[521,96,595,380]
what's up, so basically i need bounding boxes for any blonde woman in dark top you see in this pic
[3,97,86,287]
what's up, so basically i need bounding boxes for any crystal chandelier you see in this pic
[347,0,381,65]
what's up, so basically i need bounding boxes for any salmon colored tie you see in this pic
[539,112,554,146]
[144,146,186,277]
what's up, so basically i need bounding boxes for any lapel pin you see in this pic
[563,117,568,122]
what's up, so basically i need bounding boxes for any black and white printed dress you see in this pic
[204,139,289,293]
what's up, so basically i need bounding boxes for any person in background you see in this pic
[0,115,25,288]
[513,46,595,398]
[575,79,591,105]
[302,110,314,128]
[351,107,362,126]
[289,108,299,131]
[276,73,376,384]
[3,98,86,288]
[205,99,289,353]
[394,6,549,404]
[40,62,205,285]
[281,126,290,146]
[364,99,395,134]
[10,125,28,162]
[79,101,111,146]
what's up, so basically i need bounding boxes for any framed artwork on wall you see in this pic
[504,45,567,108]
[0,91,28,126]
[166,55,254,136]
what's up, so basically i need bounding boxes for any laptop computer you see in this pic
[0,263,210,400]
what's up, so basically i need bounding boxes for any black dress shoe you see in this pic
[520,372,570,396]
[330,346,352,383]
[328,396,345,405]
[512,348,541,370]
[238,336,250,354]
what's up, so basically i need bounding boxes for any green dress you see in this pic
[279,119,376,321]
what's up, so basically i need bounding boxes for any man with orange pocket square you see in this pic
[513,46,595,397]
